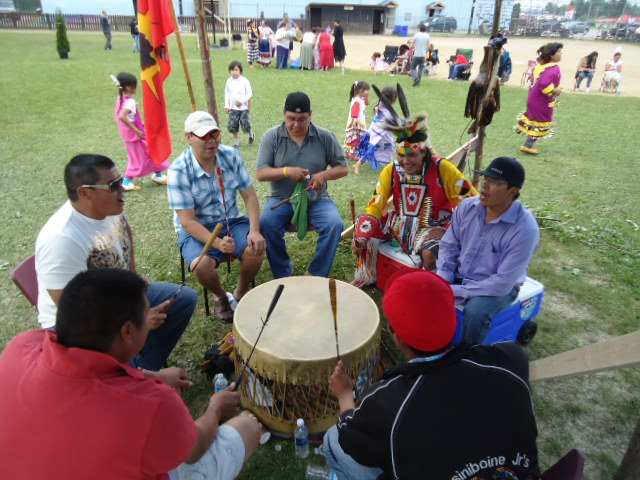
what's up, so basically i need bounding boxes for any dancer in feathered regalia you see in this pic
[352,84,477,287]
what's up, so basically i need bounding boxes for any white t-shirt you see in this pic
[35,201,132,328]
[122,97,137,122]
[224,76,253,111]
[412,31,431,57]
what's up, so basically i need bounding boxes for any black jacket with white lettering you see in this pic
[336,342,540,480]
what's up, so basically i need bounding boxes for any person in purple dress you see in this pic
[516,42,563,155]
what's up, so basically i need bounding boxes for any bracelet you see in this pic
[283,167,288,177]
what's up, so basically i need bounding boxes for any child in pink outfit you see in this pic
[113,72,169,190]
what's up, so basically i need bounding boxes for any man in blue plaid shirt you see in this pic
[168,111,266,323]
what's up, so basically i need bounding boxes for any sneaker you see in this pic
[519,145,539,155]
[585,87,590,93]
[248,131,255,145]
[151,173,168,185]
[233,141,240,149]
[122,178,140,191]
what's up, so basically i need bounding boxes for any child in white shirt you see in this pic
[224,61,255,148]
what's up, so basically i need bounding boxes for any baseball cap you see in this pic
[475,156,525,188]
[284,92,311,113]
[184,111,221,137]
[383,268,457,353]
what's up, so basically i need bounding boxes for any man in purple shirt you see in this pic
[436,157,539,344]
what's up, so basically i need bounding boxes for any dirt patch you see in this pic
[341,34,640,97]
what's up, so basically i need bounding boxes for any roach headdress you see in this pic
[372,83,430,154]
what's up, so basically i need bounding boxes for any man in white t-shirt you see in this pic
[410,24,431,86]
[35,154,198,371]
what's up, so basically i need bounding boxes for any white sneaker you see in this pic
[151,173,168,185]
[122,178,138,191]
[585,87,590,93]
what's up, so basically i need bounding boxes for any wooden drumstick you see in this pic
[329,277,340,361]
[167,223,224,304]
[235,284,285,389]
[270,185,313,211]
[349,199,356,227]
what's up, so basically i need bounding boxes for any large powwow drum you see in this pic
[234,277,380,435]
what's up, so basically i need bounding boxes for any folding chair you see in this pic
[383,45,399,64]
[541,449,585,480]
[11,255,38,308]
[455,48,473,80]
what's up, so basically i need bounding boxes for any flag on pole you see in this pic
[138,0,175,164]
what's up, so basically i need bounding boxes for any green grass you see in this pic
[1,30,639,479]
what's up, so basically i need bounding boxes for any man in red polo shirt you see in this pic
[0,268,262,479]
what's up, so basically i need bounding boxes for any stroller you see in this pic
[600,71,621,94]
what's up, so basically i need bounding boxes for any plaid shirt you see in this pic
[168,145,252,233]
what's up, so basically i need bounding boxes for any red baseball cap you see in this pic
[383,268,457,353]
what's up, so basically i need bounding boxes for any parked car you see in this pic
[419,15,457,33]
[572,21,590,34]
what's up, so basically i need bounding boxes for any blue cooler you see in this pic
[454,277,544,345]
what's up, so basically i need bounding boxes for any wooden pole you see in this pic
[195,0,219,122]
[530,330,640,382]
[471,0,503,187]
[169,0,197,112]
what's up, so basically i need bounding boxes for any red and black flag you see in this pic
[138,0,175,164]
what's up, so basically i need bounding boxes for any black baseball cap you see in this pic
[284,92,311,113]
[475,156,525,188]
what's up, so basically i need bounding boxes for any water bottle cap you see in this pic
[297,418,304,427]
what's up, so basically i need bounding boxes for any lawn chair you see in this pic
[451,48,473,80]
[383,45,399,64]
[11,255,38,308]
[521,59,537,87]
[426,49,440,76]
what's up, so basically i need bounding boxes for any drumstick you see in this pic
[390,230,419,268]
[349,199,356,227]
[329,278,340,361]
[167,224,224,304]
[270,185,313,211]
[235,284,285,388]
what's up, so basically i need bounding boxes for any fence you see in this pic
[0,12,308,34]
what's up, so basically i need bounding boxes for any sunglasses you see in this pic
[80,175,124,192]
[192,130,221,141]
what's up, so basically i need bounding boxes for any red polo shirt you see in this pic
[0,330,196,479]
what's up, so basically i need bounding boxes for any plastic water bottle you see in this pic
[213,373,228,393]
[294,418,309,459]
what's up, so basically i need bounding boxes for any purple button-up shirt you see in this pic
[436,196,540,300]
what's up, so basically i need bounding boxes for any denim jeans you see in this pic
[410,56,426,84]
[575,70,594,89]
[323,426,384,480]
[461,287,518,345]
[131,281,197,371]
[132,34,140,52]
[448,63,468,80]
[276,46,289,69]
[260,196,344,278]
[103,30,112,49]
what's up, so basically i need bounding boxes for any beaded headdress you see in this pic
[372,83,430,154]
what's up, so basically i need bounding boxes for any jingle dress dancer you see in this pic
[516,42,563,155]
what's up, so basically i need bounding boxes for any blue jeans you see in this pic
[410,56,426,84]
[260,196,343,278]
[131,281,197,371]
[575,70,594,89]
[461,287,518,344]
[132,34,140,52]
[448,63,468,80]
[276,46,289,69]
[323,426,384,480]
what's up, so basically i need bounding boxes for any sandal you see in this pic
[214,298,234,324]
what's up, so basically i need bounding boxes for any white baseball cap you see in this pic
[184,111,221,136]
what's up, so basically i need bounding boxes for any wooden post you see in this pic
[169,0,197,112]
[471,0,503,187]
[195,0,219,122]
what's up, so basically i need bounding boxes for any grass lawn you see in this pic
[0,30,639,479]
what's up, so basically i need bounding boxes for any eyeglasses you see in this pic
[192,130,221,142]
[79,175,124,192]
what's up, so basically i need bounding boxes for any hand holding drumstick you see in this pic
[329,361,355,412]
